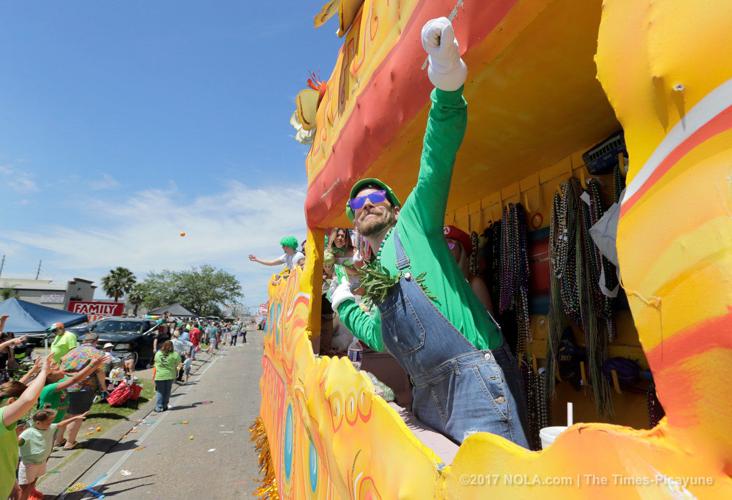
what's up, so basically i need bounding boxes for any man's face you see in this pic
[353,188,398,237]
[54,328,63,337]
[282,246,295,256]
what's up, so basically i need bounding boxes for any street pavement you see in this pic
[56,331,263,499]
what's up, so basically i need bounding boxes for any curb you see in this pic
[38,353,215,498]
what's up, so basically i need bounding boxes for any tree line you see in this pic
[100,265,243,317]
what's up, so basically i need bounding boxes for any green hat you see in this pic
[346,178,401,221]
[279,236,299,250]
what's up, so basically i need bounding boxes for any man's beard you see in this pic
[357,209,397,237]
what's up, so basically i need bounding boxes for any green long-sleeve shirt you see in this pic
[337,87,502,352]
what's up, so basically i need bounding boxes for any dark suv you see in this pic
[78,318,159,367]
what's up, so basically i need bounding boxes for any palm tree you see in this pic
[0,287,19,300]
[127,283,146,316]
[101,267,137,302]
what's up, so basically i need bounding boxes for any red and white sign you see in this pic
[67,301,125,322]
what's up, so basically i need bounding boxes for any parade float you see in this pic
[252,0,732,497]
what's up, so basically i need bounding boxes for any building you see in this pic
[0,277,96,310]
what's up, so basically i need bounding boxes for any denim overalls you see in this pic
[377,230,529,447]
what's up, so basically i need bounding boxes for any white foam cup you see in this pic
[539,426,568,450]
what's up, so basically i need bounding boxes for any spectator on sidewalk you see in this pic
[101,343,135,378]
[183,356,192,383]
[229,322,238,346]
[153,341,181,412]
[49,322,78,364]
[58,334,106,450]
[171,331,192,382]
[205,323,219,353]
[188,324,202,360]
[0,331,27,383]
[17,409,88,500]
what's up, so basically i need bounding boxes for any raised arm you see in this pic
[57,411,88,428]
[249,254,286,266]
[0,335,27,351]
[406,18,468,232]
[2,355,51,427]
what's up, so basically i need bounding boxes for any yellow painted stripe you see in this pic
[618,129,732,284]
[628,249,732,351]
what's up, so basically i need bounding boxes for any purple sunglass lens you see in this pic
[349,190,387,210]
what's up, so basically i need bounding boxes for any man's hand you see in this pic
[248,254,258,262]
[328,266,355,309]
[93,354,112,367]
[421,17,467,91]
[28,357,42,374]
[13,335,28,346]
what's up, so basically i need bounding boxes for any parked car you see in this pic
[75,318,159,367]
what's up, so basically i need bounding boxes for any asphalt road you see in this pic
[58,331,263,499]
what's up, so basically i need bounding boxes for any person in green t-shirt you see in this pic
[38,353,109,446]
[49,322,78,364]
[328,18,528,447]
[0,354,51,500]
[153,341,181,412]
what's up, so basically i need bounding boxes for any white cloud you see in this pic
[5,181,308,305]
[0,164,39,194]
[88,173,120,191]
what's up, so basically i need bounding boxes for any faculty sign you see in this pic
[67,301,125,322]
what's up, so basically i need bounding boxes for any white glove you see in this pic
[421,17,467,91]
[327,272,355,310]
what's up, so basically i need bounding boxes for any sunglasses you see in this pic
[348,190,388,211]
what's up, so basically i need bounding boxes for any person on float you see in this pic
[444,225,495,315]
[248,236,304,270]
[329,17,528,447]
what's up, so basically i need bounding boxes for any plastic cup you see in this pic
[539,426,568,449]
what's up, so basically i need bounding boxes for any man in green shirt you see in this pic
[330,17,528,447]
[49,322,78,364]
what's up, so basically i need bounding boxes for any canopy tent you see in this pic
[148,303,196,318]
[0,298,87,335]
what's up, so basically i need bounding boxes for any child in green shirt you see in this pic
[17,409,87,500]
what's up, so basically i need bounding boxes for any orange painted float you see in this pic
[254,0,732,497]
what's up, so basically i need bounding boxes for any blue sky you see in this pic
[0,1,341,310]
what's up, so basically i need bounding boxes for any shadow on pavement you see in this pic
[85,412,132,421]
[59,475,156,499]
[168,402,203,411]
[79,438,140,453]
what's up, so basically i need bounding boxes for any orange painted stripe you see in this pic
[645,308,732,369]
[622,104,732,216]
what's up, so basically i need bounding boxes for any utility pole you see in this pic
[0,254,5,278]
[35,260,42,280]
